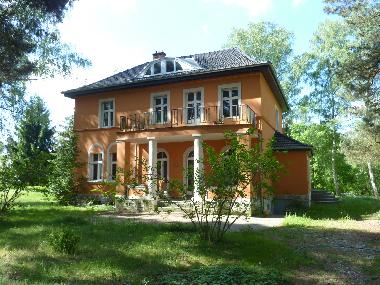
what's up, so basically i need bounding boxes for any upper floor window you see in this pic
[100,99,115,128]
[219,83,241,118]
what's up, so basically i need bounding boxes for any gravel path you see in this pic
[100,211,284,231]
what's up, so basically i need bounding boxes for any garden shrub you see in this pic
[156,265,285,285]
[48,228,80,255]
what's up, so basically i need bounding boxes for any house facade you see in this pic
[63,48,312,213]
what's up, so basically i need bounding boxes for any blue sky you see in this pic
[27,0,330,128]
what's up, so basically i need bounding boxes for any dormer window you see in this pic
[175,61,183,71]
[166,60,174,72]
[153,62,161,74]
[143,58,184,77]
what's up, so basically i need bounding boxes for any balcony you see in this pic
[119,104,255,132]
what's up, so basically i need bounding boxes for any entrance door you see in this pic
[186,91,202,124]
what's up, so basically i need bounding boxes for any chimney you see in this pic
[152,51,166,60]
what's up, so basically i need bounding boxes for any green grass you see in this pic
[1,192,379,284]
[0,192,308,285]
[298,196,380,220]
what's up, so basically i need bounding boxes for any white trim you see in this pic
[98,98,115,128]
[150,91,171,123]
[107,142,117,181]
[88,143,105,182]
[183,87,205,125]
[218,82,242,118]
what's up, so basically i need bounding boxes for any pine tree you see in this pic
[7,96,54,186]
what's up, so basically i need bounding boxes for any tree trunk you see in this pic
[367,161,379,199]
[331,133,340,196]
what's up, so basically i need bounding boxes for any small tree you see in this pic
[7,96,55,186]
[0,154,27,214]
[166,130,281,243]
[48,116,84,204]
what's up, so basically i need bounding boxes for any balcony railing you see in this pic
[120,104,255,132]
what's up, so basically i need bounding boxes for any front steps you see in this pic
[311,189,339,203]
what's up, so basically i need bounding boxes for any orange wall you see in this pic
[74,73,262,130]
[73,70,288,194]
[259,74,283,140]
[274,151,310,196]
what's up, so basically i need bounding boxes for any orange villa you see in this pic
[63,48,312,214]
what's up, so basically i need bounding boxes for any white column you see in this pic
[147,137,157,197]
[193,134,203,201]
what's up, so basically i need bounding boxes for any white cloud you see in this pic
[222,0,272,18]
[292,0,306,7]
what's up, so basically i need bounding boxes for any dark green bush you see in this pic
[156,265,285,285]
[48,228,80,255]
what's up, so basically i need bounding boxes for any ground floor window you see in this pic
[110,153,117,180]
[186,150,194,195]
[90,153,103,181]
[157,151,168,181]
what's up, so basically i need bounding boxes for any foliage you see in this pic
[48,116,84,204]
[0,0,89,130]
[324,0,380,133]
[289,123,367,195]
[342,123,380,197]
[156,265,285,285]
[224,21,303,124]
[285,196,380,222]
[48,227,80,255]
[7,96,54,186]
[0,155,27,214]
[164,129,281,243]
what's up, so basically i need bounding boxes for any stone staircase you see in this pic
[311,189,339,203]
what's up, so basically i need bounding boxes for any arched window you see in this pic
[157,150,168,181]
[183,147,195,195]
[107,142,117,181]
[88,143,104,181]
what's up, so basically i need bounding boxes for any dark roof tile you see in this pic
[63,48,262,95]
[272,131,313,151]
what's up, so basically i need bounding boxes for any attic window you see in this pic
[144,59,183,77]
[175,61,183,71]
[166,60,174,72]
[153,62,161,74]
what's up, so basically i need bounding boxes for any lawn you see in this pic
[0,192,379,285]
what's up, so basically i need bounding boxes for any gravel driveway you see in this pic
[100,211,284,231]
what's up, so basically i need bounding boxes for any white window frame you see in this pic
[99,98,115,128]
[107,142,117,181]
[150,91,170,124]
[183,147,195,195]
[218,82,242,119]
[157,148,169,181]
[183,87,205,125]
[88,143,104,182]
